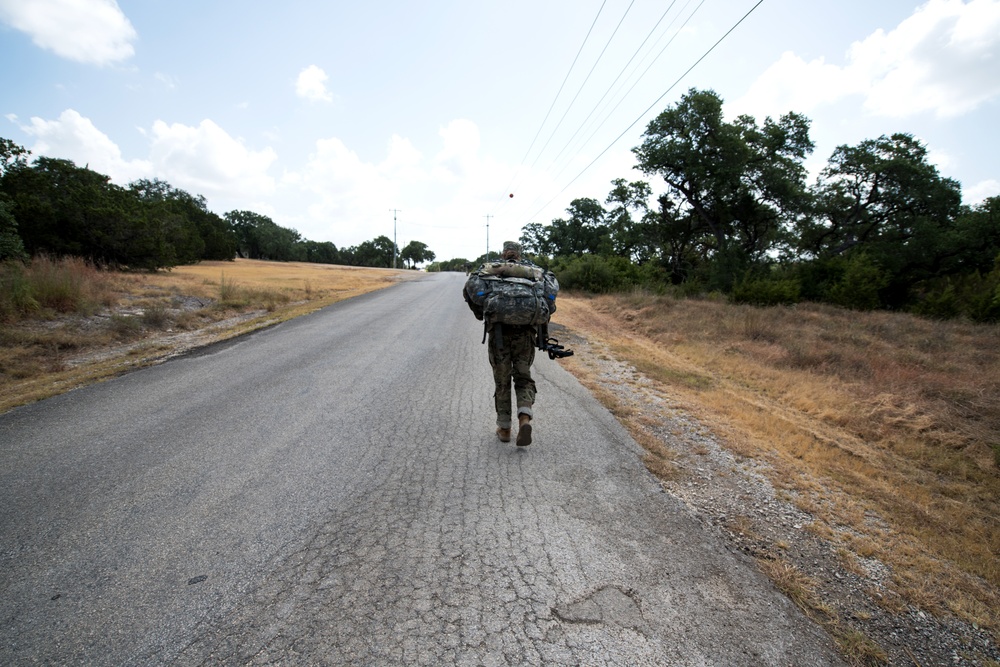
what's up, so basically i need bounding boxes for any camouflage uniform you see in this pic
[463,241,544,441]
[487,323,536,430]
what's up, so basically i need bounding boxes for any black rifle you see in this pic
[537,323,574,360]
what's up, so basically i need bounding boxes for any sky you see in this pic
[2,0,999,264]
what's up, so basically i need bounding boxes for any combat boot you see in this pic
[496,427,511,442]
[516,414,532,447]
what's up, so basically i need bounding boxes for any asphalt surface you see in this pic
[0,272,845,666]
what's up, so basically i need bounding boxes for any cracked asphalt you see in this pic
[0,272,845,665]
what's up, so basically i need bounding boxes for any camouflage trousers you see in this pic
[487,325,536,429]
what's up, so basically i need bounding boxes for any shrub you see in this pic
[28,256,88,313]
[910,263,1000,323]
[911,281,961,320]
[0,261,39,321]
[552,254,660,293]
[0,255,113,321]
[732,274,801,306]
[140,302,170,328]
[108,313,143,339]
[0,200,26,262]
[824,254,889,310]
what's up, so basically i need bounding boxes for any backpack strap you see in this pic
[481,319,504,349]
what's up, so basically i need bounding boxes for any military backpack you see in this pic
[463,260,559,327]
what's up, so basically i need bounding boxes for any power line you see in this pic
[524,0,766,226]
[543,0,695,179]
[504,0,698,221]
[524,0,637,173]
[500,0,608,200]
[546,0,707,186]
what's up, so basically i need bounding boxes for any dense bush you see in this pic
[731,274,801,306]
[823,254,890,311]
[911,261,1000,323]
[0,199,26,261]
[552,254,659,293]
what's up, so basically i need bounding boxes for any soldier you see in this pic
[464,241,543,446]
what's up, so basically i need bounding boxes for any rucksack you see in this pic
[464,260,559,326]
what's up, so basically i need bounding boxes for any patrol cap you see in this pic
[502,241,523,257]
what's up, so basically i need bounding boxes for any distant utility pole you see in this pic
[484,214,493,262]
[389,208,401,269]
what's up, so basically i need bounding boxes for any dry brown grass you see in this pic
[0,258,415,412]
[556,291,1000,632]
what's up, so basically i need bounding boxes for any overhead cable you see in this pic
[508,0,700,221]
[499,0,607,200]
[524,0,637,173]
[543,0,698,182]
[524,0,766,225]
[546,0,706,185]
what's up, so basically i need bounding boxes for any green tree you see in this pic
[547,198,609,256]
[644,194,705,284]
[427,257,472,272]
[1,156,170,268]
[301,240,340,264]
[801,133,963,306]
[0,139,30,260]
[605,178,652,262]
[400,240,435,268]
[0,198,26,261]
[519,222,553,257]
[129,179,204,264]
[347,235,396,268]
[1,138,30,176]
[949,197,1000,273]
[633,88,813,290]
[226,210,302,261]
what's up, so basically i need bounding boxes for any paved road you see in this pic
[0,272,844,665]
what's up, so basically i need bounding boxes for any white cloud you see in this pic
[148,119,277,200]
[964,179,1000,204]
[730,0,1000,120]
[295,65,334,102]
[0,0,137,65]
[154,72,179,90]
[926,144,957,173]
[275,119,519,252]
[434,119,481,181]
[19,109,152,181]
[279,136,394,243]
[727,51,864,118]
[381,134,424,181]
[15,110,278,206]
[856,0,1000,117]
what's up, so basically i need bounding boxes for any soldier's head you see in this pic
[501,241,522,261]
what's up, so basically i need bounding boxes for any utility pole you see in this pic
[389,208,401,269]
[484,214,493,262]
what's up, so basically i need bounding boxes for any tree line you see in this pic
[0,138,435,270]
[503,88,999,321]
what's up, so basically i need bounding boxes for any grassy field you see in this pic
[555,293,1000,640]
[3,257,998,658]
[0,257,416,412]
